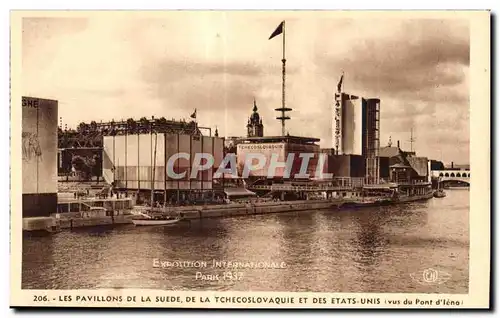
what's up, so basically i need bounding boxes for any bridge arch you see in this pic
[439,178,470,185]
[450,173,455,177]
[439,173,444,177]
[445,173,449,177]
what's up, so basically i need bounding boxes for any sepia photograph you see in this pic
[10,10,490,308]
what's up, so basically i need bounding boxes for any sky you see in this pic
[21,12,470,165]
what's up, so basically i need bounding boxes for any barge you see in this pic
[338,180,434,208]
[22,195,135,232]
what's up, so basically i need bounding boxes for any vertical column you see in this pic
[112,135,115,184]
[164,132,167,203]
[36,104,39,193]
[137,133,140,191]
[150,131,153,191]
[334,92,342,155]
[375,100,380,184]
[189,135,192,191]
[177,133,180,202]
[211,136,215,190]
[201,136,204,192]
[125,131,128,189]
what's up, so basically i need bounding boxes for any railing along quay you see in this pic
[248,184,355,192]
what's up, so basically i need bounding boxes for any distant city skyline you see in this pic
[22,12,470,164]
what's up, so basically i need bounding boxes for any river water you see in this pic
[22,189,469,293]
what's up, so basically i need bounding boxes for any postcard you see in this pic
[10,10,490,309]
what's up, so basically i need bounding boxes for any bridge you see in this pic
[431,170,470,184]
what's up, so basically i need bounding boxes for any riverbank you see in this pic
[22,193,435,233]
[22,199,344,232]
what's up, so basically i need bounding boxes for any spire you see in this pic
[214,126,219,137]
[247,99,264,138]
[388,136,392,147]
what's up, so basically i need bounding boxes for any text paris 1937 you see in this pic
[196,272,244,282]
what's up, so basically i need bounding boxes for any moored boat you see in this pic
[132,213,180,226]
[433,189,446,198]
[340,199,390,209]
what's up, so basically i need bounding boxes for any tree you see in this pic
[126,118,136,134]
[155,117,167,133]
[139,117,150,133]
[77,122,89,133]
[71,155,96,181]
[89,121,98,132]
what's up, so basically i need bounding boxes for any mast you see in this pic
[409,127,416,153]
[273,21,292,136]
[281,21,286,136]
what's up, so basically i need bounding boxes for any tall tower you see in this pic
[333,72,344,154]
[247,99,264,137]
[362,98,381,184]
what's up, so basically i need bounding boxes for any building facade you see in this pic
[57,117,208,180]
[247,100,264,138]
[102,133,224,192]
[236,136,320,180]
[22,96,58,217]
[340,94,363,156]
[379,142,430,184]
[330,92,381,184]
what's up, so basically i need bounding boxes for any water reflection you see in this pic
[22,190,469,293]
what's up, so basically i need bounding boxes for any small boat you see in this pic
[132,212,180,226]
[433,189,446,198]
[434,179,447,198]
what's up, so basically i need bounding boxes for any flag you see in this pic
[337,73,344,92]
[190,109,197,119]
[269,21,284,40]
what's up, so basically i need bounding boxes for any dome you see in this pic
[249,99,260,122]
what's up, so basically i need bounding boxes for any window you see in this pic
[57,204,68,213]
[70,203,80,212]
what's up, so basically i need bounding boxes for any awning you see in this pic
[214,173,241,179]
[224,188,257,198]
[390,163,411,169]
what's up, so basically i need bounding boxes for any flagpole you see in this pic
[271,21,291,137]
[281,21,286,136]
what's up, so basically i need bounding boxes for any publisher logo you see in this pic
[410,268,451,285]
